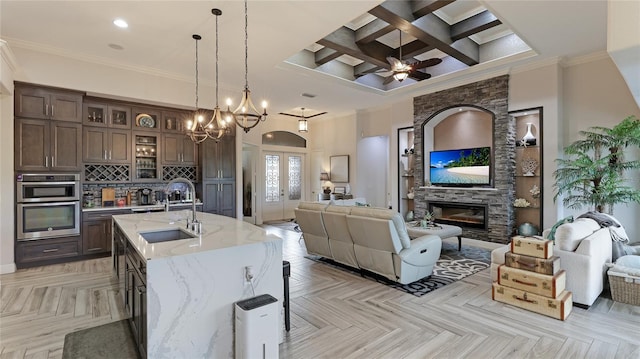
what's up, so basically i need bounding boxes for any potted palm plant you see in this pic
[553,115,640,214]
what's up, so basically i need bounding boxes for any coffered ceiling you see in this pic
[287,0,530,91]
[0,1,610,119]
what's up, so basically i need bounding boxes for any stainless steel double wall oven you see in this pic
[16,173,81,241]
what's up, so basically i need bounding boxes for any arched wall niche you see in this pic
[421,105,494,185]
[412,74,515,244]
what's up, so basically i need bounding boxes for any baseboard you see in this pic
[0,262,17,274]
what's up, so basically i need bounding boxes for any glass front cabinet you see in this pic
[133,132,160,181]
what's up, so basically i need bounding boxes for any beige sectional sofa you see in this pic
[294,202,442,284]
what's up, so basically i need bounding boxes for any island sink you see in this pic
[138,228,197,243]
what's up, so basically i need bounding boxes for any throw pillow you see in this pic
[546,216,574,241]
[554,218,600,251]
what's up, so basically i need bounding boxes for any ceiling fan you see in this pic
[279,108,327,132]
[375,30,443,85]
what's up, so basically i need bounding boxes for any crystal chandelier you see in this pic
[232,0,268,133]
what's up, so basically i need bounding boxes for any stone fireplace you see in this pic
[413,75,516,244]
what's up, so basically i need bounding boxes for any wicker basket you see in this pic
[608,270,640,306]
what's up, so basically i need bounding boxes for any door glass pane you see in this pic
[288,156,301,200]
[265,155,280,202]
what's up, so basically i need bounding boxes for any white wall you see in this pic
[309,113,358,196]
[356,136,389,208]
[1,41,17,273]
[561,55,640,241]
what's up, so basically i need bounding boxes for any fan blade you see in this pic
[374,69,394,76]
[382,76,395,85]
[412,57,443,70]
[386,56,403,69]
[408,70,431,81]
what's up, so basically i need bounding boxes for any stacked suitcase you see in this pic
[492,235,573,320]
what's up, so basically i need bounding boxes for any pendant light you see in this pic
[186,34,215,144]
[232,0,268,133]
[208,8,229,141]
[298,108,308,133]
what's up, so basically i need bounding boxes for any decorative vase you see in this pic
[521,122,536,146]
[521,157,539,176]
[406,210,414,222]
[518,222,538,236]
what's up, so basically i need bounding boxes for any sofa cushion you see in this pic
[554,218,601,251]
[297,201,329,211]
[350,207,411,249]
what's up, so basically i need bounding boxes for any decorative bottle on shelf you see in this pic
[521,122,536,146]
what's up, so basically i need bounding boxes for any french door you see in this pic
[262,152,304,222]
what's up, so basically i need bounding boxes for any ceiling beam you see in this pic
[314,47,342,66]
[317,26,390,68]
[411,0,457,18]
[355,19,395,44]
[370,2,479,65]
[450,10,502,42]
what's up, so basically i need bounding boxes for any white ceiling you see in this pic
[0,1,609,120]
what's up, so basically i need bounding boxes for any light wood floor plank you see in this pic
[1,227,639,359]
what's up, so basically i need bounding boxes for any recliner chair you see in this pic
[346,207,441,284]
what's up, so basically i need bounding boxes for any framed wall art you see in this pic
[330,155,349,183]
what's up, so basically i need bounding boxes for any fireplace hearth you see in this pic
[428,201,487,230]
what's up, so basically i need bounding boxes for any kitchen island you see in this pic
[112,210,283,358]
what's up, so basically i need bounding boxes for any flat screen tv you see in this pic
[429,147,491,187]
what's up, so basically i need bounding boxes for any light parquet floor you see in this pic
[1,225,639,358]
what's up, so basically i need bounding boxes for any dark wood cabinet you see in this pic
[123,233,147,359]
[200,131,236,217]
[82,210,129,255]
[83,127,132,164]
[162,133,197,165]
[161,110,191,133]
[132,107,161,131]
[15,235,82,268]
[15,85,83,122]
[15,118,82,172]
[83,102,132,129]
[202,134,236,180]
[203,181,236,217]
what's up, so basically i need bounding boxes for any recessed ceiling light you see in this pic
[113,18,128,28]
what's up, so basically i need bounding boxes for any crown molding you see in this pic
[561,50,609,67]
[1,39,19,72]
[509,56,562,74]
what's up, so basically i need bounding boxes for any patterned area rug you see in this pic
[306,241,490,297]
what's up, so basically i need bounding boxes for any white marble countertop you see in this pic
[112,210,281,261]
[83,202,202,212]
